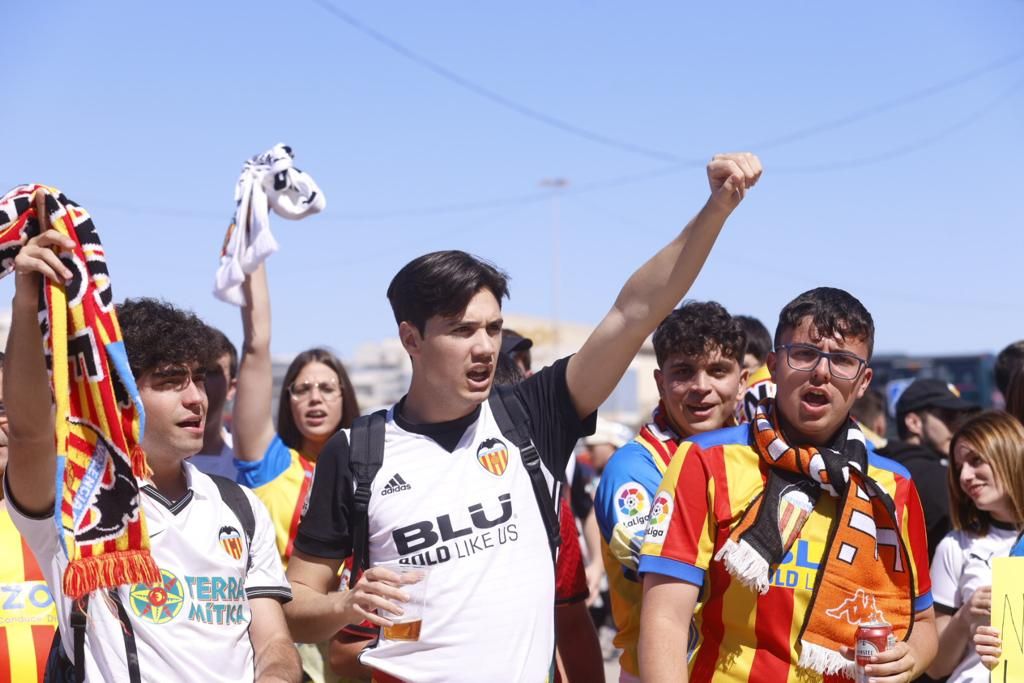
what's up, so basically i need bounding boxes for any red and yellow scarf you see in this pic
[0,185,159,599]
[714,399,914,677]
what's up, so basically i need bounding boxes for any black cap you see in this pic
[501,329,533,357]
[896,378,976,416]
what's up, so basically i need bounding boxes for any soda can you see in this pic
[855,621,895,683]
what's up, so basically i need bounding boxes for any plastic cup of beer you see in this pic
[375,563,429,642]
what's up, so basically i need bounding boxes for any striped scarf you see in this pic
[0,185,159,599]
[714,399,914,678]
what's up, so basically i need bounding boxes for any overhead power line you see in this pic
[309,0,1024,163]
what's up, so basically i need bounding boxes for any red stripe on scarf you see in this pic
[285,456,316,560]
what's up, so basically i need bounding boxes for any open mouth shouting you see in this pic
[466,365,493,392]
[800,387,832,417]
[177,415,204,436]
[303,408,329,428]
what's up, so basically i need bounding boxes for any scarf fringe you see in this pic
[714,538,771,595]
[798,640,855,678]
[63,551,162,600]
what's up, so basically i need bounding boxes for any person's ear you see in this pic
[904,411,923,438]
[654,368,665,400]
[854,367,873,399]
[766,351,778,382]
[226,378,237,403]
[736,367,750,402]
[399,321,423,358]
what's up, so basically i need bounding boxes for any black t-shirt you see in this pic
[295,356,596,560]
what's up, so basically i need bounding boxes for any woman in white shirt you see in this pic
[927,410,1024,682]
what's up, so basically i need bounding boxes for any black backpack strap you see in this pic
[210,475,256,570]
[347,410,388,589]
[48,592,139,683]
[489,386,561,561]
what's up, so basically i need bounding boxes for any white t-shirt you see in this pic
[296,359,594,683]
[6,461,290,682]
[931,525,1018,683]
[189,427,237,480]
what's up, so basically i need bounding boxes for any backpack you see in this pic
[346,385,563,589]
[44,476,256,683]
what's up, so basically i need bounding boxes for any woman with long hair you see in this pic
[232,263,359,683]
[926,410,1024,681]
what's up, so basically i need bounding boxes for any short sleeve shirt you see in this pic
[6,463,290,683]
[931,526,1017,683]
[295,358,595,683]
[637,425,933,683]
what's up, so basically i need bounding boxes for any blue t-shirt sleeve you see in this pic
[595,441,663,573]
[1012,532,1024,557]
[234,435,292,488]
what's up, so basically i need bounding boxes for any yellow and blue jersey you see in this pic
[235,435,314,565]
[594,417,688,677]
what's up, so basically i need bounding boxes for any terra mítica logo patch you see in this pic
[129,569,185,624]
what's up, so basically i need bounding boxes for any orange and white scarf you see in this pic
[715,400,914,678]
[0,185,159,599]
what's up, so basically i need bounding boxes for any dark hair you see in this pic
[493,349,525,386]
[277,348,360,451]
[1006,368,1024,427]
[995,341,1024,397]
[387,251,510,334]
[208,327,238,379]
[117,298,215,379]
[652,301,746,368]
[774,287,875,360]
[735,315,773,364]
[852,388,887,426]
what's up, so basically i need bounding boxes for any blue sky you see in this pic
[3,1,1022,360]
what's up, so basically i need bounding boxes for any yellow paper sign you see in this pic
[992,557,1024,682]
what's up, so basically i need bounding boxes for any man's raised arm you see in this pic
[566,152,761,419]
[3,191,75,514]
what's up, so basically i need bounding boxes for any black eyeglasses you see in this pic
[777,344,867,381]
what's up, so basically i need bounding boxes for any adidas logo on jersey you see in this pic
[381,473,412,495]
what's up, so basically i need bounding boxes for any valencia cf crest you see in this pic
[476,438,510,477]
[219,525,244,560]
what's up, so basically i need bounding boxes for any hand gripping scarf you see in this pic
[0,185,159,599]
[213,143,327,306]
[714,399,914,678]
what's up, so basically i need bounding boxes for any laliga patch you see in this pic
[614,482,651,531]
[129,569,184,624]
[645,491,674,545]
[476,438,510,477]
[219,525,244,560]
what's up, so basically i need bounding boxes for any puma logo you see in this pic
[825,589,884,625]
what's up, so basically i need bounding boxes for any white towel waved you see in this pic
[214,143,326,306]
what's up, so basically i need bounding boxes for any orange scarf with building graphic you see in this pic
[714,400,914,678]
[0,185,160,599]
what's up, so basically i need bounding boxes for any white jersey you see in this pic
[7,461,290,682]
[931,524,1018,683]
[297,359,594,683]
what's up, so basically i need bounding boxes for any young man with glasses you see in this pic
[638,287,937,683]
[879,378,977,561]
